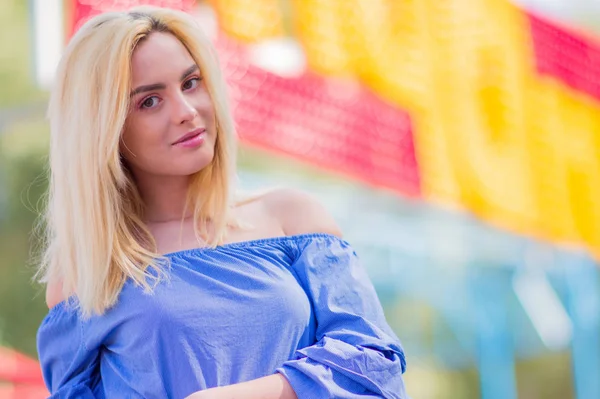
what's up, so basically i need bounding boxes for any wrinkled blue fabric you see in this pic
[37,233,408,399]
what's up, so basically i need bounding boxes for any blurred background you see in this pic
[1,0,600,398]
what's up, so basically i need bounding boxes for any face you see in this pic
[121,32,217,181]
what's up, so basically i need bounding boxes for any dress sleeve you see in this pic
[36,303,102,398]
[276,235,408,399]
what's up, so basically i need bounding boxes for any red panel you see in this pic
[217,37,421,196]
[528,12,600,101]
[69,0,196,36]
[0,385,49,399]
[0,347,45,386]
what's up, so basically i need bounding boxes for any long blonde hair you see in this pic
[36,6,238,316]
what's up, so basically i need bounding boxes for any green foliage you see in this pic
[0,0,47,107]
[0,0,49,356]
[0,138,49,356]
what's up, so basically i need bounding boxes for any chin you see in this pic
[179,155,215,176]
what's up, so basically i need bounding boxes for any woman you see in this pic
[36,6,408,399]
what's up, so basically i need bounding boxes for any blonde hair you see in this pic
[36,6,238,316]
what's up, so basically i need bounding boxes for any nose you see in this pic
[172,93,197,125]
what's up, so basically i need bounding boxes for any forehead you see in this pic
[131,32,196,83]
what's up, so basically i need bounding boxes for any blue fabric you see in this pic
[37,233,408,399]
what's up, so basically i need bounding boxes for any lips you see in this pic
[172,128,206,145]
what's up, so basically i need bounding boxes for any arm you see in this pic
[272,189,408,398]
[38,304,102,398]
[276,234,408,398]
[185,374,297,399]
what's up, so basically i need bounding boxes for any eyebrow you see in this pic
[129,64,200,97]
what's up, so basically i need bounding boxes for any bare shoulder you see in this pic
[45,279,65,309]
[261,187,343,238]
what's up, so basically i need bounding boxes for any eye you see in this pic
[140,96,160,109]
[183,77,200,91]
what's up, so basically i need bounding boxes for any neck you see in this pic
[134,173,193,223]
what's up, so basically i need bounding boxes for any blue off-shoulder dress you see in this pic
[37,233,408,399]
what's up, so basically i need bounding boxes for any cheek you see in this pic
[123,115,165,147]
[119,129,136,160]
[195,92,216,117]
[120,117,162,163]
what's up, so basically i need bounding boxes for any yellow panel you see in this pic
[526,78,600,248]
[209,0,284,42]
[210,0,600,254]
[290,0,358,76]
[413,0,600,254]
[411,0,537,232]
